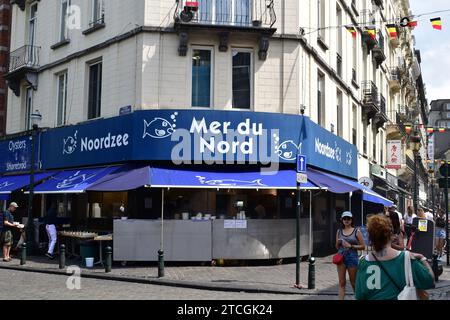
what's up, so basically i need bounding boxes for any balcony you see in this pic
[374,93,388,129]
[174,0,277,59]
[361,80,379,122]
[4,45,40,97]
[372,34,386,68]
[388,67,401,93]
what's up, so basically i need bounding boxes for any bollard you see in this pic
[20,243,27,265]
[105,246,112,273]
[59,244,66,269]
[308,257,315,289]
[158,249,165,278]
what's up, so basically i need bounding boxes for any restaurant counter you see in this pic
[114,219,312,262]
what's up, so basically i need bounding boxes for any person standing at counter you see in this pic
[44,203,58,260]
[1,202,22,262]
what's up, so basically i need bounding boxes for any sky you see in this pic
[409,0,450,103]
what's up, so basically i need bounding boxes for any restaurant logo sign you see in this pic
[386,140,402,169]
[62,130,130,155]
[142,113,177,139]
[0,136,40,174]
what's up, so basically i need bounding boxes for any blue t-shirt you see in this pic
[1,210,14,232]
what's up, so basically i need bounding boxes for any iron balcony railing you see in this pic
[175,0,276,28]
[8,45,40,73]
[361,80,378,105]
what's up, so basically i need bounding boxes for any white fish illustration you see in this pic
[142,118,175,139]
[0,181,14,190]
[196,176,266,187]
[276,140,302,161]
[63,131,78,155]
[56,171,97,189]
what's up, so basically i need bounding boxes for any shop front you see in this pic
[0,109,392,261]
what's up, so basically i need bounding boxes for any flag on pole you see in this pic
[386,24,398,39]
[431,17,442,30]
[405,125,412,134]
[427,127,434,134]
[408,20,418,28]
[366,27,376,40]
[439,127,446,132]
[346,26,357,38]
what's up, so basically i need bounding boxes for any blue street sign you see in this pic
[297,155,307,173]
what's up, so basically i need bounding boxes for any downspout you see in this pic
[279,0,285,113]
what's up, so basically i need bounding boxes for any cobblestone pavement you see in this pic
[1,253,449,299]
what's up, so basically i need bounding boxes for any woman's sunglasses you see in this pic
[342,217,352,221]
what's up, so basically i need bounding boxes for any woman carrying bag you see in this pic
[334,211,365,300]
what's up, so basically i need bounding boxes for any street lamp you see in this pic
[27,110,42,255]
[409,130,421,215]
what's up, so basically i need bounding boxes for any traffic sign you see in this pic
[297,173,308,184]
[297,155,307,173]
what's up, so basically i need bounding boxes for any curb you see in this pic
[0,264,337,296]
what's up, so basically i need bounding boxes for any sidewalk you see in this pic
[1,254,449,297]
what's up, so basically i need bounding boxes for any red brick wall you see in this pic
[0,0,11,136]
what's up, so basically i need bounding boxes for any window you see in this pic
[88,61,102,119]
[336,5,342,78]
[29,3,38,46]
[363,122,367,155]
[90,0,104,26]
[352,105,357,146]
[318,0,326,40]
[380,130,384,164]
[232,50,252,109]
[352,34,357,82]
[336,90,343,137]
[56,72,68,126]
[317,72,325,127]
[25,87,33,130]
[446,103,450,111]
[199,0,251,26]
[192,49,213,108]
[59,0,70,41]
[373,130,377,161]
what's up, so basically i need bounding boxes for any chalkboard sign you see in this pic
[411,218,435,259]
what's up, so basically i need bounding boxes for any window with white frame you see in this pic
[56,71,68,126]
[59,0,70,41]
[317,72,325,127]
[336,90,343,138]
[192,48,213,108]
[318,0,326,40]
[90,0,105,26]
[29,2,38,46]
[232,50,252,109]
[88,61,102,119]
[199,0,251,26]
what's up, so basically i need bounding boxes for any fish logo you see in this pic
[63,131,78,155]
[56,171,98,189]
[0,181,14,190]
[346,150,353,166]
[335,143,342,163]
[196,176,267,187]
[275,140,302,161]
[142,114,177,139]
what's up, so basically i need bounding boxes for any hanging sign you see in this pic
[386,140,402,169]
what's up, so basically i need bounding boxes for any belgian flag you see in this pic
[366,27,376,40]
[427,127,434,134]
[439,127,446,133]
[386,24,397,39]
[431,17,442,30]
[346,26,357,38]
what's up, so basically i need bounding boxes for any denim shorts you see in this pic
[436,228,446,239]
[343,250,359,268]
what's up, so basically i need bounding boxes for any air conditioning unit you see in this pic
[179,1,199,23]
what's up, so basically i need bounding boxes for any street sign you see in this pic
[297,155,307,173]
[297,173,308,184]
[119,105,132,116]
[358,176,373,189]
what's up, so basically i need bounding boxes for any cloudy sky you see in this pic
[409,0,450,103]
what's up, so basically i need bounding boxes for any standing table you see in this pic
[93,234,113,266]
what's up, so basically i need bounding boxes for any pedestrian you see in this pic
[1,202,23,262]
[435,209,446,259]
[387,208,405,251]
[44,203,58,259]
[335,211,365,300]
[404,206,417,240]
[417,208,427,219]
[355,215,434,300]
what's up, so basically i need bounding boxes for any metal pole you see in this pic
[295,182,301,288]
[158,188,165,277]
[309,190,312,258]
[445,164,449,266]
[26,126,37,255]
[414,151,418,215]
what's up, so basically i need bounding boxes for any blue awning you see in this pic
[0,172,55,194]
[316,170,393,207]
[308,169,360,194]
[33,166,122,194]
[88,166,327,191]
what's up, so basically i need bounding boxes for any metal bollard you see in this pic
[158,249,165,278]
[20,243,27,265]
[105,246,112,273]
[308,257,315,289]
[59,244,66,269]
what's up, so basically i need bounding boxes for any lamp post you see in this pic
[409,130,421,215]
[26,110,42,255]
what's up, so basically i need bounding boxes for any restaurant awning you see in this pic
[33,166,122,194]
[0,172,55,194]
[312,169,393,207]
[87,166,328,191]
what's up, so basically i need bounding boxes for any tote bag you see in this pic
[397,251,418,300]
